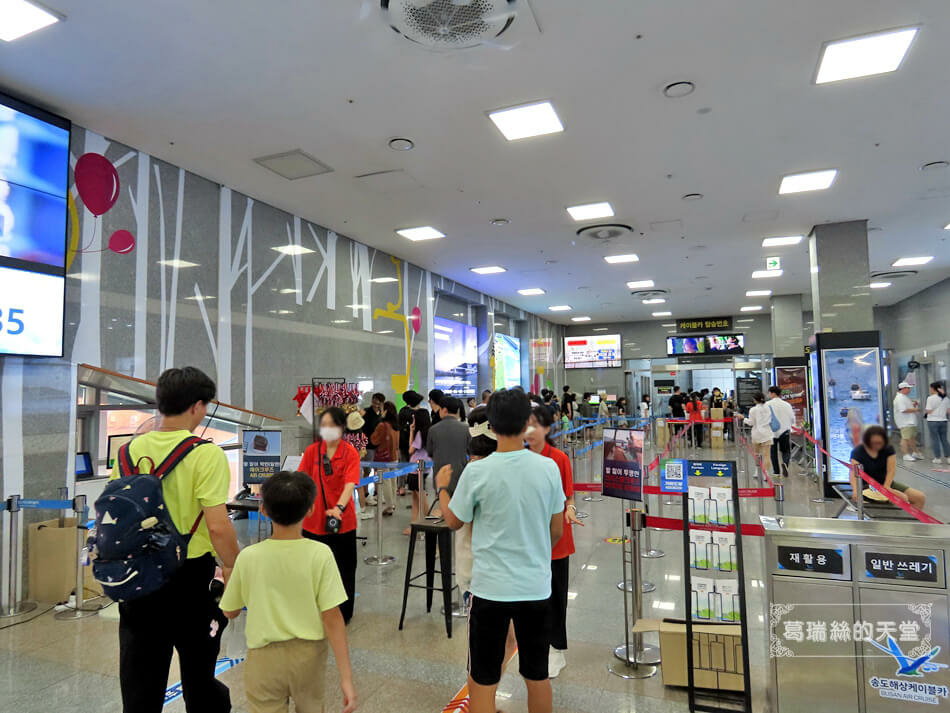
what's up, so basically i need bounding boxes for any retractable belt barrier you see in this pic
[357,461,420,488]
[791,426,943,525]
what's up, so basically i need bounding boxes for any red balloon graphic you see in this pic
[108,229,135,254]
[410,306,422,334]
[74,153,120,216]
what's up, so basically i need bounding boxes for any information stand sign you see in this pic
[602,428,645,501]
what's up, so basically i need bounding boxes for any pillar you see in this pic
[771,294,805,357]
[808,220,874,333]
[472,305,493,396]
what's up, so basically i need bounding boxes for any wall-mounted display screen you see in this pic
[667,334,745,356]
[493,333,521,390]
[434,317,478,396]
[564,334,621,369]
[0,92,70,357]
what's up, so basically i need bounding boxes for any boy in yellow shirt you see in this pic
[221,471,357,713]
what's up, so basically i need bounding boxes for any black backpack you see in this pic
[89,436,210,602]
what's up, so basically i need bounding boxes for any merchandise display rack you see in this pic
[681,469,753,713]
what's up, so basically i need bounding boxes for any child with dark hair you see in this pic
[221,471,357,713]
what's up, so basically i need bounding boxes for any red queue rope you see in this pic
[644,514,767,537]
[792,426,943,525]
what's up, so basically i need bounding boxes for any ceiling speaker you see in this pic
[576,223,633,241]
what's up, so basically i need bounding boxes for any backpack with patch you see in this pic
[89,435,210,602]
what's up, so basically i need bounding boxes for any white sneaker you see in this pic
[359,510,374,520]
[913,452,925,460]
[548,649,567,679]
[934,458,943,465]
[903,455,916,462]
[364,496,378,506]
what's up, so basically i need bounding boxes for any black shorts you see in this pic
[469,596,550,685]
[407,468,429,492]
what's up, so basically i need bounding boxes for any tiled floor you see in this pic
[1,438,948,713]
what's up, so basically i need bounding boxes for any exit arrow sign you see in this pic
[766,256,781,271]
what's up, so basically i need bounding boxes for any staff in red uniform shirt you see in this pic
[300,406,361,623]
[526,405,583,679]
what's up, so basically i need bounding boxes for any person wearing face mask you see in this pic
[300,407,361,624]
[525,405,583,679]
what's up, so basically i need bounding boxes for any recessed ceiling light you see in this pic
[642,298,666,305]
[779,170,838,194]
[272,244,316,256]
[736,318,756,323]
[681,193,703,201]
[832,303,855,307]
[488,100,564,141]
[892,256,933,267]
[604,254,639,264]
[278,288,301,294]
[490,218,511,226]
[593,327,608,332]
[184,294,215,301]
[370,277,398,283]
[572,316,592,322]
[549,305,572,312]
[471,266,506,275]
[626,279,656,289]
[661,323,675,327]
[396,226,445,241]
[268,309,295,315]
[254,150,333,180]
[746,290,772,297]
[815,27,918,84]
[652,311,672,317]
[741,305,763,312]
[158,259,199,268]
[0,0,62,41]
[870,281,891,289]
[493,322,504,327]
[920,160,949,172]
[663,81,696,98]
[567,202,614,222]
[331,319,351,324]
[761,235,803,247]
[387,137,415,151]
[377,329,394,334]
[752,269,783,279]
[518,288,545,296]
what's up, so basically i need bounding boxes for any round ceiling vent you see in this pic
[381,0,519,50]
[490,217,510,226]
[920,160,950,172]
[663,81,696,98]
[576,223,633,241]
[387,137,415,151]
[631,288,670,300]
[871,270,917,280]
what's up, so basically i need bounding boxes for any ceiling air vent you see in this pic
[631,289,670,300]
[576,223,633,241]
[253,150,333,180]
[870,270,918,281]
[381,0,519,50]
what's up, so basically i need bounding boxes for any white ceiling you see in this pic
[3,0,949,324]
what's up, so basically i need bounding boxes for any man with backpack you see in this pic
[767,386,795,478]
[102,367,240,713]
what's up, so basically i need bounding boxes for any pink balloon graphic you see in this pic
[410,306,422,334]
[108,229,135,254]
[74,153,120,216]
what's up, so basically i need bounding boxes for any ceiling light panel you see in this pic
[626,280,656,289]
[815,27,918,84]
[869,281,891,289]
[0,0,61,41]
[396,226,445,241]
[741,305,763,312]
[779,169,838,194]
[470,266,506,275]
[761,235,803,247]
[567,202,614,222]
[572,316,591,322]
[549,305,572,312]
[272,244,315,256]
[642,298,666,305]
[158,259,199,268]
[752,269,783,279]
[604,254,639,264]
[652,311,672,317]
[892,256,933,267]
[488,100,564,141]
[253,150,333,180]
[518,288,545,296]
[746,290,772,297]
[370,277,398,283]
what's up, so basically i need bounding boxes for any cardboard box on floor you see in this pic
[634,618,744,692]
[709,408,725,448]
[28,517,102,604]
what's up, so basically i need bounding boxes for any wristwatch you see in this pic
[337,502,348,513]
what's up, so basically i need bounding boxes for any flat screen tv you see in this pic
[564,334,621,369]
[667,334,745,356]
[434,317,478,397]
[493,333,521,390]
[0,91,70,357]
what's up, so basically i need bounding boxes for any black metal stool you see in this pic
[398,520,456,637]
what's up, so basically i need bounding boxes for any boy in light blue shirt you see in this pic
[436,388,564,713]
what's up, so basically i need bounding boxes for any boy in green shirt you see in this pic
[221,471,357,713]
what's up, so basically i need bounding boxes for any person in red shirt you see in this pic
[300,407,361,623]
[526,405,583,679]
[686,391,705,448]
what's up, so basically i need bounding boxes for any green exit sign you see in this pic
[766,256,781,271]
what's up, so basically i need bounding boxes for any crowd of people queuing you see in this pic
[110,369,594,713]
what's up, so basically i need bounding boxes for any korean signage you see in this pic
[688,460,735,478]
[602,428,644,501]
[865,552,939,583]
[242,430,282,483]
[777,545,845,575]
[676,316,733,333]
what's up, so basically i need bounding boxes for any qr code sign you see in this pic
[666,461,684,481]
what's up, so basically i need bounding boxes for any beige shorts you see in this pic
[900,426,918,440]
[245,638,328,713]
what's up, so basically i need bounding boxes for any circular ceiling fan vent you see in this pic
[871,270,918,281]
[631,289,670,300]
[381,0,518,50]
[576,223,633,241]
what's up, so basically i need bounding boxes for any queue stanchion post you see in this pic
[582,428,603,505]
[811,436,832,503]
[609,507,658,678]
[364,466,396,567]
[55,495,99,621]
[853,463,865,521]
[57,486,68,528]
[1,495,37,619]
